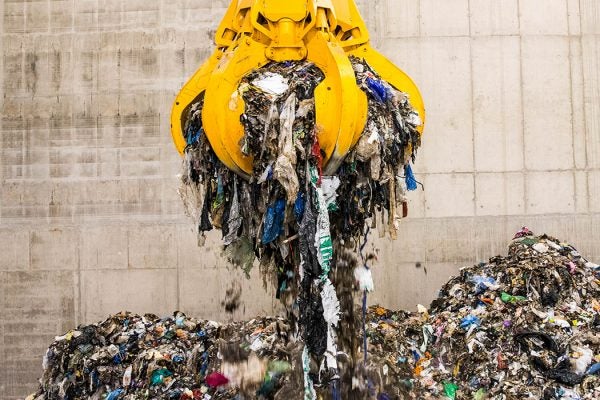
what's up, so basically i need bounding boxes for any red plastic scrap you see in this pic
[205,372,229,388]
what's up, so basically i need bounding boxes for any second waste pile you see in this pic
[30,230,600,399]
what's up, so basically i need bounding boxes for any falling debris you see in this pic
[222,280,243,314]
[30,231,600,399]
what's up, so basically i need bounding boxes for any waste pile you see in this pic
[178,58,422,394]
[30,230,600,399]
[365,229,600,399]
[29,311,300,400]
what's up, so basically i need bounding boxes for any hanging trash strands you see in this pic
[178,59,422,394]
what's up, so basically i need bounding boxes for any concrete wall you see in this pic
[0,0,599,398]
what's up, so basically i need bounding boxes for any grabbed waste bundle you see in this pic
[170,1,425,395]
[30,231,600,399]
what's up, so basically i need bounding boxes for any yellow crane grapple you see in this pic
[170,0,425,177]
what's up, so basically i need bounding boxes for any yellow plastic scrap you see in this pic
[453,359,463,378]
[379,322,392,331]
[592,299,600,312]
[374,306,387,316]
[176,329,188,339]
[413,352,432,377]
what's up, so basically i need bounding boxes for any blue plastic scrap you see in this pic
[106,389,124,400]
[470,275,497,294]
[216,175,224,198]
[586,363,600,375]
[91,370,100,389]
[412,350,421,362]
[366,77,390,103]
[460,315,481,329]
[113,353,123,364]
[199,351,209,377]
[186,126,202,146]
[294,192,305,221]
[262,199,286,244]
[404,164,418,191]
[172,354,184,363]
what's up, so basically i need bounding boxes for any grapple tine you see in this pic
[170,0,247,156]
[202,39,271,178]
[305,32,367,174]
[170,53,220,156]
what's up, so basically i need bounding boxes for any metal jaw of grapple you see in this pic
[170,0,425,178]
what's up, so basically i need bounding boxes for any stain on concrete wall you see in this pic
[1,0,599,398]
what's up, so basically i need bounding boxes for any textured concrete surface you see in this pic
[1,0,599,398]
